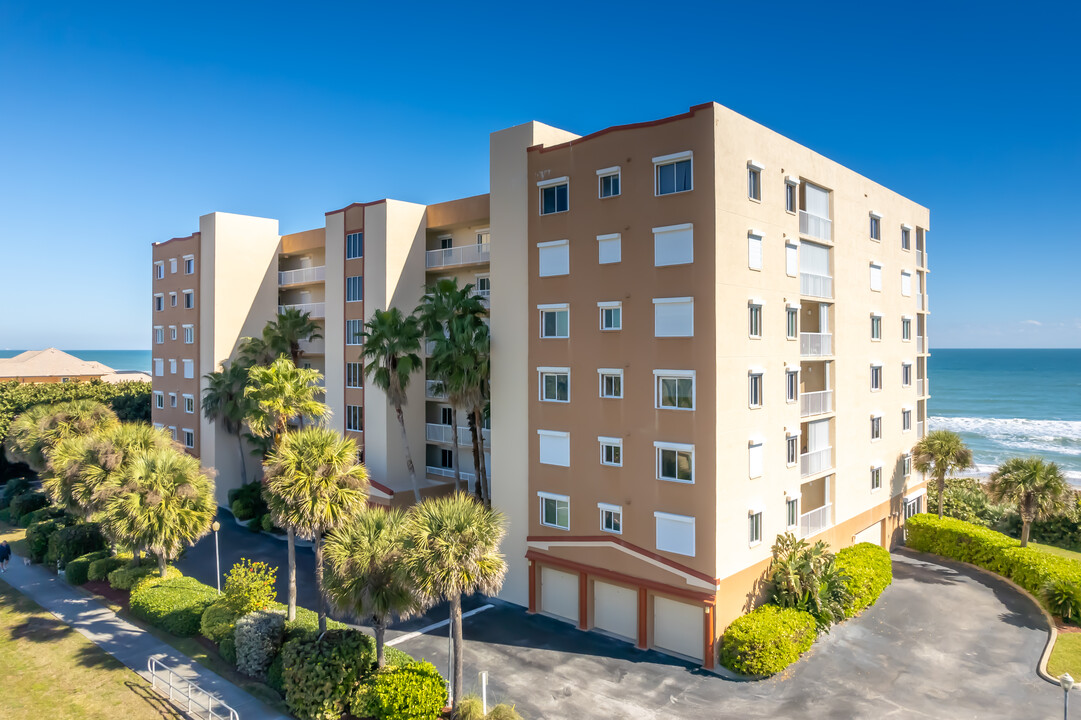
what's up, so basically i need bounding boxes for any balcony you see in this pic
[917,336,926,353]
[298,337,325,355]
[800,332,832,357]
[917,378,927,396]
[918,249,927,268]
[425,466,483,485]
[919,294,929,311]
[800,390,833,417]
[426,242,491,270]
[279,302,325,318]
[799,211,832,242]
[917,421,925,438]
[800,447,832,478]
[279,266,326,286]
[800,503,833,538]
[471,288,491,300]
[458,426,491,447]
[800,273,833,300]
[425,380,447,400]
[425,423,455,444]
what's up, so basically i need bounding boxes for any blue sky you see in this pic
[1,0,1078,349]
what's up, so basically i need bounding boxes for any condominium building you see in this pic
[151,102,930,668]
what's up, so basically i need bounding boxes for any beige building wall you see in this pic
[323,214,347,437]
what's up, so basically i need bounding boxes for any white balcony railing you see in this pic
[278,302,325,318]
[800,332,832,357]
[800,273,833,299]
[800,446,833,478]
[799,211,832,242]
[297,337,325,355]
[458,426,491,447]
[917,421,925,438]
[471,288,491,299]
[917,378,926,396]
[425,466,483,485]
[425,380,447,400]
[800,390,833,417]
[919,294,928,311]
[917,336,926,353]
[278,266,326,286]
[426,242,491,269]
[800,503,833,538]
[918,249,926,267]
[425,423,455,444]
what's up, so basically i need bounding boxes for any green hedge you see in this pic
[201,600,241,644]
[21,505,68,528]
[356,661,447,720]
[719,605,817,676]
[88,554,132,582]
[108,562,180,591]
[46,523,106,568]
[26,518,69,563]
[281,629,382,720]
[12,492,50,525]
[65,550,111,585]
[835,542,893,617]
[130,575,219,636]
[0,477,31,509]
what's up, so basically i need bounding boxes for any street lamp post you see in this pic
[1061,672,1074,720]
[211,521,221,594]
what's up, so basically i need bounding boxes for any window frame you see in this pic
[785,369,799,404]
[537,239,570,277]
[870,364,883,392]
[786,497,799,528]
[786,306,798,340]
[538,304,570,339]
[538,367,571,403]
[169,393,177,408]
[154,294,164,312]
[183,324,194,344]
[654,370,695,411]
[154,391,164,409]
[871,314,882,341]
[902,408,913,432]
[154,326,164,345]
[183,290,195,309]
[598,368,623,399]
[653,151,693,196]
[786,433,799,467]
[346,275,363,302]
[653,296,694,337]
[785,176,799,214]
[748,371,764,409]
[901,225,912,251]
[537,177,570,216]
[749,511,763,546]
[654,511,695,557]
[748,303,763,338]
[871,415,883,441]
[871,465,883,491]
[599,436,623,467]
[902,362,913,387]
[183,255,195,274]
[747,160,764,201]
[902,317,912,341]
[346,319,364,346]
[598,503,622,534]
[538,491,570,530]
[747,231,763,271]
[346,404,363,432]
[182,429,195,449]
[597,166,621,199]
[346,231,364,259]
[869,212,882,241]
[598,301,622,331]
[346,362,363,389]
[655,441,695,484]
[183,394,194,414]
[154,262,164,280]
[597,233,622,265]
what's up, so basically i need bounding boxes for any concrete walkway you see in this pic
[0,560,289,720]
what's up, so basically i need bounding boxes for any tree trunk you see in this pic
[451,593,464,711]
[237,432,248,484]
[374,617,387,668]
[468,414,483,503]
[1021,520,1031,548]
[396,404,421,503]
[131,548,142,568]
[451,407,462,492]
[315,530,326,634]
[475,406,489,507]
[937,474,945,519]
[286,527,297,621]
[157,552,167,578]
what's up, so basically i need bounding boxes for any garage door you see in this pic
[853,520,883,547]
[540,567,579,624]
[593,581,637,642]
[653,595,703,661]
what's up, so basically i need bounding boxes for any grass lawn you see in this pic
[1049,632,1081,678]
[1031,542,1081,563]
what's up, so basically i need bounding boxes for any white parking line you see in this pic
[386,603,495,646]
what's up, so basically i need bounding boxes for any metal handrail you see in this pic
[147,657,239,720]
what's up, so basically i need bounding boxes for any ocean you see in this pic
[0,349,151,374]
[929,349,1081,483]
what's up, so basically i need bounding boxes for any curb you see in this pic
[898,547,1060,686]
[229,513,313,548]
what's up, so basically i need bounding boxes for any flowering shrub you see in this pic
[222,558,277,616]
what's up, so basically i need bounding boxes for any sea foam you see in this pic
[929,416,1081,457]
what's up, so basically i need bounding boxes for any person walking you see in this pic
[0,540,11,572]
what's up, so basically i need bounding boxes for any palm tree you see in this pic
[912,430,974,519]
[102,446,216,576]
[237,334,278,368]
[203,361,253,483]
[361,307,424,503]
[244,356,330,620]
[988,457,1072,547]
[4,403,55,472]
[323,508,427,666]
[6,400,119,474]
[264,426,369,633]
[264,308,323,367]
[402,493,506,711]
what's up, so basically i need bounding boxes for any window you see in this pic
[183,429,194,448]
[654,297,693,337]
[870,263,882,292]
[439,236,452,250]
[786,434,799,467]
[599,369,623,399]
[901,225,911,250]
[748,303,762,338]
[168,426,177,441]
[169,393,176,408]
[749,512,763,545]
[183,290,194,309]
[871,314,882,340]
[785,242,798,277]
[653,223,694,266]
[655,371,695,410]
[440,406,453,425]
[902,363,913,387]
[154,358,163,376]
[539,305,570,338]
[539,368,570,403]
[346,405,363,432]
[786,306,798,340]
[440,448,453,468]
[538,430,570,467]
[902,317,912,341]
[154,262,164,280]
[539,492,570,530]
[169,359,177,375]
[871,365,882,391]
[183,359,194,379]
[655,512,695,556]
[183,325,194,344]
[154,392,164,409]
[871,415,882,440]
[169,326,177,341]
[786,369,798,403]
[475,274,490,296]
[184,256,195,274]
[346,276,363,302]
[786,498,799,527]
[871,466,883,491]
[901,271,912,297]
[538,178,569,215]
[902,409,913,432]
[346,232,364,259]
[598,302,621,331]
[476,229,490,246]
[656,442,694,483]
[599,437,622,467]
[169,258,177,274]
[597,233,621,264]
[346,362,363,388]
[154,326,164,344]
[869,212,881,240]
[154,294,164,312]
[749,441,763,479]
[598,167,620,198]
[785,177,798,213]
[747,162,762,201]
[183,395,194,413]
[169,292,177,307]
[346,319,364,345]
[538,240,569,277]
[747,232,763,270]
[654,152,692,195]
[599,503,622,534]
[749,372,763,408]
[903,453,912,476]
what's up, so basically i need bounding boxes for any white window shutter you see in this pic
[870,264,882,291]
[538,431,570,467]
[901,271,912,296]
[655,513,695,556]
[538,242,569,277]
[597,235,621,264]
[749,442,763,478]
[748,234,763,270]
[654,298,694,337]
[653,225,693,266]
[785,243,798,277]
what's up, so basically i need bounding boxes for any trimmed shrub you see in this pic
[12,492,50,525]
[65,550,110,585]
[267,653,285,694]
[26,519,68,563]
[46,522,106,568]
[486,705,524,720]
[357,661,447,720]
[834,542,893,617]
[221,635,237,665]
[1045,578,1081,623]
[88,554,132,582]
[719,604,817,676]
[260,514,276,533]
[231,498,256,521]
[235,610,285,679]
[130,575,219,636]
[201,600,241,644]
[228,481,267,520]
[248,514,266,533]
[278,603,348,643]
[0,509,9,524]
[108,562,180,591]
[0,477,31,509]
[282,629,378,720]
[21,505,68,527]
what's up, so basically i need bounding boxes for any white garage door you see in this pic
[653,596,703,661]
[853,520,884,547]
[540,567,579,624]
[594,581,637,642]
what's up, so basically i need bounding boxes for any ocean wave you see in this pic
[929,416,1081,457]
[955,463,1081,484]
